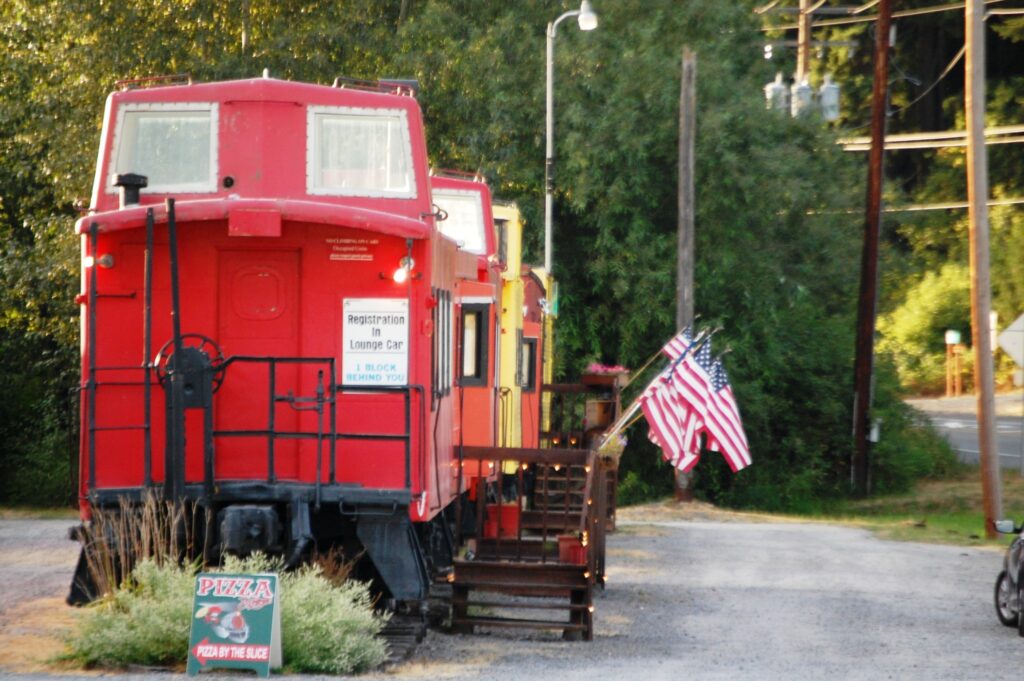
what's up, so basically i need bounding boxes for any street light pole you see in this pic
[545,1,598,275]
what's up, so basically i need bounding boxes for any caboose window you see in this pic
[434,189,487,255]
[109,103,218,193]
[308,106,416,199]
[460,303,489,387]
[495,218,508,266]
[518,337,537,392]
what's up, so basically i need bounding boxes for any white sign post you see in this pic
[342,298,409,386]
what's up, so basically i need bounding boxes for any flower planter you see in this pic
[580,372,629,389]
[483,503,520,538]
[558,534,586,564]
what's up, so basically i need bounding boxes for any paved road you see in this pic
[909,393,1024,468]
[3,513,1024,680]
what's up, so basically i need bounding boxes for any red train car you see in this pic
[69,74,538,604]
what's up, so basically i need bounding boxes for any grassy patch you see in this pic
[0,506,77,520]
[819,466,1024,548]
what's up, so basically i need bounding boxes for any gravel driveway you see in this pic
[1,506,1021,680]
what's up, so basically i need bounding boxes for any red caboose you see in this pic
[72,75,488,603]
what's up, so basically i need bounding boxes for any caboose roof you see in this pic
[108,76,420,110]
[74,196,430,238]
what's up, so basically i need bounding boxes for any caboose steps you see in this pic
[448,559,593,640]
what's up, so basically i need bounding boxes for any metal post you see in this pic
[544,21,557,274]
[267,359,276,483]
[851,0,891,496]
[165,199,186,501]
[87,223,99,493]
[143,208,154,487]
[544,4,596,275]
[945,342,953,397]
[966,0,1002,536]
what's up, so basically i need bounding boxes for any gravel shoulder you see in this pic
[2,503,1021,680]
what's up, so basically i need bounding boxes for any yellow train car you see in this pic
[492,201,552,452]
[492,201,526,449]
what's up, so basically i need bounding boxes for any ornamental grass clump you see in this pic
[65,553,388,674]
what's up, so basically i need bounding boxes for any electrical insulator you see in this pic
[790,76,813,117]
[819,73,841,122]
[763,72,788,112]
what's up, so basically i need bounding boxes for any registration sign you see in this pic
[342,298,409,385]
[186,572,281,677]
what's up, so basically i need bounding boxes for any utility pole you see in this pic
[965,0,1002,538]
[677,48,696,329]
[796,0,811,82]
[851,0,892,496]
[675,48,697,502]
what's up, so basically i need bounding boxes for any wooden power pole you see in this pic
[851,0,891,496]
[677,48,696,330]
[675,48,697,502]
[965,0,1002,537]
[796,0,811,82]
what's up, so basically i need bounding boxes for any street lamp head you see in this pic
[578,1,598,31]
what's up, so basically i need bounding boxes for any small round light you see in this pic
[578,0,598,30]
[393,267,409,283]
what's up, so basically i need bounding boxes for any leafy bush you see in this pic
[866,366,962,495]
[276,562,387,674]
[877,263,972,394]
[64,560,195,668]
[64,555,387,674]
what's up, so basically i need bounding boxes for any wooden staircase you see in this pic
[448,446,610,640]
[450,561,593,640]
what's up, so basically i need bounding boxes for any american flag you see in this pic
[661,326,693,360]
[706,360,751,471]
[639,331,702,471]
[640,332,752,473]
[639,369,700,472]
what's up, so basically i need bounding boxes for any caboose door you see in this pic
[216,250,301,480]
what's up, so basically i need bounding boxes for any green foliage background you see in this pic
[0,0,992,510]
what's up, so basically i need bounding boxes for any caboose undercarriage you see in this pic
[69,480,449,607]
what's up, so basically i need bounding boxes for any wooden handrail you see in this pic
[457,446,588,465]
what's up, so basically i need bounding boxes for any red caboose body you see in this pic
[71,75,537,603]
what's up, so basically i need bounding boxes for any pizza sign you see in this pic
[186,573,282,677]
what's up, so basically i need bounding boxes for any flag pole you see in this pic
[622,316,702,391]
[597,330,715,450]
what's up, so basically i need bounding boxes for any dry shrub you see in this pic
[77,493,210,598]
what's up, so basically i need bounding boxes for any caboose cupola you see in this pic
[88,76,432,222]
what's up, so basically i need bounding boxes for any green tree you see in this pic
[0,0,958,509]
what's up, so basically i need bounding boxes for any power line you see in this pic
[761,0,1007,31]
[889,45,965,116]
[882,197,1024,212]
[808,196,1024,213]
[839,123,1024,150]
